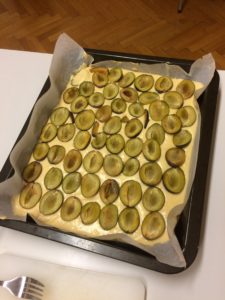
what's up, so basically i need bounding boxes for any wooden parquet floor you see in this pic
[1,0,225,69]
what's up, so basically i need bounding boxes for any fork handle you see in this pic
[0,280,4,286]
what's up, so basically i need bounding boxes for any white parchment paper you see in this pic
[0,33,216,267]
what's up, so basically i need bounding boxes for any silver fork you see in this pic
[0,276,44,300]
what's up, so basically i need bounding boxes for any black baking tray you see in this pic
[0,49,220,274]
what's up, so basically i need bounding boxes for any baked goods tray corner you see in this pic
[0,49,220,274]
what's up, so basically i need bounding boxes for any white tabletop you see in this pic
[0,49,224,300]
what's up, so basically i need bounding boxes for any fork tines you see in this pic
[22,277,45,300]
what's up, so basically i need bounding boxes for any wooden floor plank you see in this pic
[0,0,225,69]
